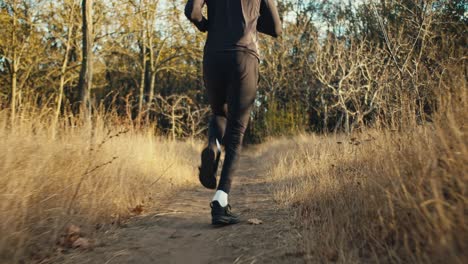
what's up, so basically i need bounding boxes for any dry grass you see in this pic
[262,113,466,262]
[0,111,202,263]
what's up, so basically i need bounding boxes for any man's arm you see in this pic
[257,0,282,38]
[184,0,208,32]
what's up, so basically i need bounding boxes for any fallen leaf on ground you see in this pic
[57,224,81,248]
[66,224,81,236]
[130,204,144,215]
[72,237,91,249]
[248,218,263,225]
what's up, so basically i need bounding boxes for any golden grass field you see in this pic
[263,114,467,262]
[0,111,202,262]
[0,94,466,263]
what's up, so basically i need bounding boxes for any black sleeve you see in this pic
[257,0,282,38]
[184,0,208,32]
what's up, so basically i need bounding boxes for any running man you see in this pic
[185,0,282,226]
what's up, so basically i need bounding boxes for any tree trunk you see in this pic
[138,40,146,122]
[77,0,93,122]
[146,21,155,116]
[344,111,350,134]
[11,65,17,126]
[171,107,176,140]
[53,7,76,138]
[146,72,156,120]
[10,0,18,126]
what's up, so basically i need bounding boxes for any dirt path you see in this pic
[60,151,304,264]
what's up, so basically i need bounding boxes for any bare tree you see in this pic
[0,0,45,126]
[52,0,79,137]
[77,0,93,121]
[9,0,18,126]
[156,94,208,140]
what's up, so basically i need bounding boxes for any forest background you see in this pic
[0,0,466,263]
[1,0,465,141]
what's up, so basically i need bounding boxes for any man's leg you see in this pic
[211,51,258,225]
[216,51,259,196]
[207,104,227,151]
[204,53,228,150]
[198,54,227,189]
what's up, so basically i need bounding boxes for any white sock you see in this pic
[212,190,228,207]
[216,139,221,152]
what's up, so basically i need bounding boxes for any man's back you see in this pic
[185,0,282,59]
[204,0,260,57]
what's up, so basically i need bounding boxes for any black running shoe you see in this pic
[211,201,240,226]
[198,145,221,189]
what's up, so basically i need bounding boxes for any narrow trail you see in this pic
[62,151,304,264]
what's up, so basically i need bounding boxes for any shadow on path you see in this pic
[59,152,304,264]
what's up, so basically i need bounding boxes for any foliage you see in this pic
[0,0,466,139]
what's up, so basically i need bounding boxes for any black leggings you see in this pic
[203,51,259,194]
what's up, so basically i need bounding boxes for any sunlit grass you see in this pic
[263,115,466,263]
[0,110,202,262]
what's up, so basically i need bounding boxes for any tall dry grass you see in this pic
[262,96,467,262]
[0,109,202,263]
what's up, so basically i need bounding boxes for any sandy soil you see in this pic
[58,151,305,264]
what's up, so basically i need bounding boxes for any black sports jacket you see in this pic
[184,0,282,59]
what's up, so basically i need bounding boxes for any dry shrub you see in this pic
[264,109,466,262]
[0,110,201,262]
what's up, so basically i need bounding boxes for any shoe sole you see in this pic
[212,216,240,226]
[198,147,220,189]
